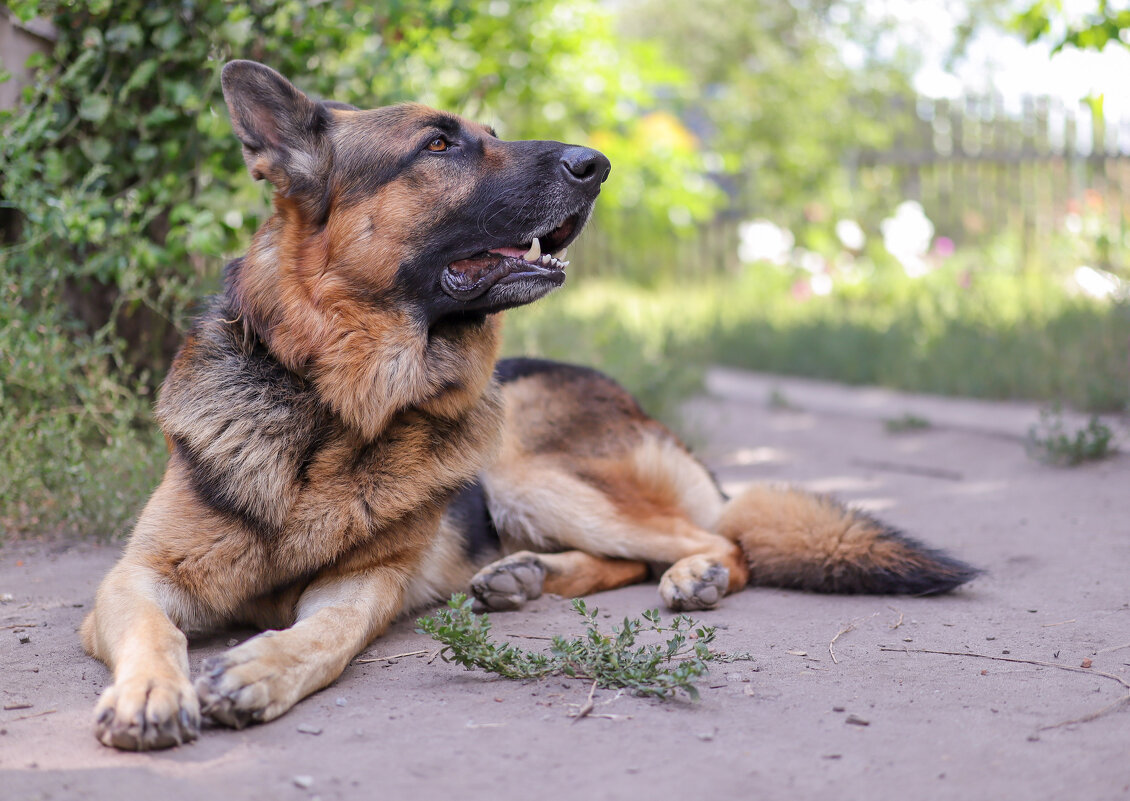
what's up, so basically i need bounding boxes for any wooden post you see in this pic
[0,9,55,110]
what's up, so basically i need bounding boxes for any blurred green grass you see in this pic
[503,266,1130,426]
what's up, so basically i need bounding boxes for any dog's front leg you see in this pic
[195,564,409,728]
[82,561,201,750]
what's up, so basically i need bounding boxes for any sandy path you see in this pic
[3,368,1128,800]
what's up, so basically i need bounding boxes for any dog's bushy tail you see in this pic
[717,485,980,595]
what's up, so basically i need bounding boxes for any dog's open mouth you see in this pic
[441,215,579,301]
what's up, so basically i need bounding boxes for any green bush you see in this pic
[0,279,164,536]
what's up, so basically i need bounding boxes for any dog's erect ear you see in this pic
[221,60,333,200]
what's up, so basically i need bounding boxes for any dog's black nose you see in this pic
[560,147,611,188]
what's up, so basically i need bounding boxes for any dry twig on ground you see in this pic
[12,709,56,722]
[354,649,428,664]
[829,623,856,665]
[1095,642,1130,655]
[879,647,1130,730]
[887,607,904,630]
[571,679,599,723]
[829,612,880,664]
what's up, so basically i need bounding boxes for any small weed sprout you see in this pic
[768,387,801,411]
[1026,405,1116,466]
[417,595,752,700]
[884,413,932,433]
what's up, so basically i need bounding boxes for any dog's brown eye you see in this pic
[427,137,448,152]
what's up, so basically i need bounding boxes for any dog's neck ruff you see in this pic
[225,241,503,441]
[157,293,507,544]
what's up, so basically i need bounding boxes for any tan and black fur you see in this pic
[82,60,978,751]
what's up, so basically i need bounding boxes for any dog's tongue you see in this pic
[490,246,529,259]
[449,238,543,283]
[493,238,541,261]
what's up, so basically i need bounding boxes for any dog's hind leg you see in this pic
[486,362,758,611]
[480,437,748,612]
[196,559,414,728]
[81,560,200,750]
[470,550,649,611]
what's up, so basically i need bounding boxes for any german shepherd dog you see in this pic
[82,60,978,750]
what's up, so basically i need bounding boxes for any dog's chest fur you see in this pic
[155,295,503,584]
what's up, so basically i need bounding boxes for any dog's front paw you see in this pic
[470,551,547,612]
[659,556,729,611]
[93,674,199,750]
[195,633,300,729]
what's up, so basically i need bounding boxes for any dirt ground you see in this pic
[3,367,1129,800]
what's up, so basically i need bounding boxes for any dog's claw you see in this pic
[198,687,260,730]
[194,635,301,729]
[195,658,257,729]
[93,677,200,751]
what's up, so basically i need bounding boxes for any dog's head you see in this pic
[221,60,609,323]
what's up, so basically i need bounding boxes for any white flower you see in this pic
[738,219,794,265]
[881,201,935,277]
[1074,265,1125,300]
[835,219,866,251]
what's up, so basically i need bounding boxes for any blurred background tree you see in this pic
[1013,0,1130,53]
[2,0,1128,536]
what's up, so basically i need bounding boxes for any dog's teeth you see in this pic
[553,248,567,261]
[523,237,541,262]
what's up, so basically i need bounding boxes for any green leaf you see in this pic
[143,7,172,26]
[80,27,104,50]
[142,106,178,127]
[121,60,159,97]
[80,137,112,163]
[152,22,184,51]
[220,17,255,46]
[105,23,143,52]
[7,0,42,23]
[1084,94,1105,121]
[78,95,111,123]
[133,143,158,161]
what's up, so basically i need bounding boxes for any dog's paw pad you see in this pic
[93,677,200,751]
[470,552,547,611]
[659,559,729,612]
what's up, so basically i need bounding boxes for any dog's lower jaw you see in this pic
[475,271,566,312]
